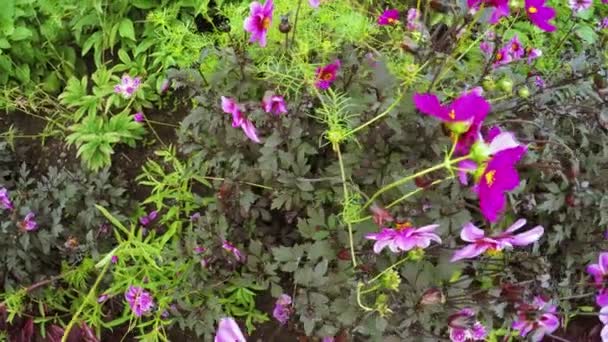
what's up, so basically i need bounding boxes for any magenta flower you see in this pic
[448,308,487,342]
[512,297,560,341]
[378,9,399,26]
[526,47,542,64]
[262,91,287,115]
[587,253,608,286]
[111,255,118,264]
[114,75,141,99]
[315,60,340,90]
[365,222,441,254]
[139,210,158,226]
[451,220,544,262]
[492,47,513,68]
[223,240,246,262]
[221,96,261,143]
[413,92,491,134]
[525,0,556,32]
[215,317,246,342]
[133,112,144,123]
[467,0,510,24]
[0,188,13,211]
[569,0,592,13]
[272,294,292,325]
[507,35,524,59]
[406,8,420,31]
[21,212,37,231]
[243,0,274,47]
[125,286,154,317]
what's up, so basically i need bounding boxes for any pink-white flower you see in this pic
[262,91,287,115]
[0,188,13,211]
[599,306,608,342]
[451,220,543,262]
[114,75,141,99]
[223,240,246,262]
[406,8,420,31]
[365,222,441,254]
[243,0,274,47]
[448,308,487,342]
[215,317,246,342]
[125,286,154,317]
[221,96,261,143]
[512,296,560,341]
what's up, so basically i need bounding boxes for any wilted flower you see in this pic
[467,0,509,24]
[525,0,556,32]
[139,210,158,226]
[222,240,246,262]
[243,0,274,47]
[133,112,144,123]
[125,286,154,317]
[315,60,340,90]
[114,75,141,99]
[365,222,441,254]
[370,203,393,227]
[378,9,399,26]
[413,92,491,134]
[21,212,37,231]
[221,96,261,143]
[569,0,592,13]
[262,91,287,115]
[448,308,487,342]
[406,8,420,31]
[0,188,13,211]
[420,287,445,305]
[190,212,201,221]
[215,317,246,342]
[451,220,544,262]
[512,296,560,341]
[272,294,292,324]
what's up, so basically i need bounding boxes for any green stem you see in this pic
[345,93,403,138]
[368,254,411,284]
[356,282,374,311]
[336,144,357,268]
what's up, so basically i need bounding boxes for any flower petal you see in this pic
[510,226,544,246]
[504,218,527,233]
[413,93,448,120]
[215,317,246,342]
[460,222,485,242]
[600,252,608,274]
[488,132,521,155]
[451,243,488,262]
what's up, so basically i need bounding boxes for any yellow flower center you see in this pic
[484,170,496,187]
[486,248,503,257]
[512,43,519,51]
[496,52,503,61]
[448,109,456,120]
[388,18,396,24]
[262,17,271,29]
[528,6,538,14]
[396,221,413,230]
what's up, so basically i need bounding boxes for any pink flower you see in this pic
[370,203,394,227]
[587,253,608,286]
[448,308,487,342]
[215,317,246,342]
[262,91,287,115]
[0,188,13,211]
[413,92,491,134]
[569,0,592,13]
[600,17,608,30]
[114,75,141,99]
[272,294,292,324]
[479,41,493,55]
[378,9,399,26]
[406,8,420,31]
[21,212,37,231]
[223,240,246,262]
[97,294,109,303]
[525,0,556,32]
[243,0,274,47]
[309,0,320,8]
[506,35,524,59]
[512,297,560,341]
[526,47,542,64]
[468,0,510,24]
[365,222,442,254]
[125,286,154,317]
[451,220,544,262]
[221,96,261,143]
[535,75,546,88]
[139,210,158,226]
[111,255,118,264]
[493,47,513,68]
[133,112,144,123]
[322,338,334,342]
[600,307,608,341]
[315,60,340,90]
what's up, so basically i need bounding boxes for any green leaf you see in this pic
[10,26,32,41]
[575,25,597,45]
[118,18,135,41]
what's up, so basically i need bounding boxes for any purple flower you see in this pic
[223,241,246,262]
[587,253,608,286]
[215,317,246,342]
[190,212,201,221]
[526,47,542,64]
[468,0,510,24]
[512,297,560,341]
[114,75,141,99]
[600,307,608,341]
[451,220,544,262]
[315,60,340,90]
[309,0,320,8]
[193,246,206,254]
[600,17,608,30]
[477,146,526,222]
[97,294,109,303]
[139,210,158,226]
[272,294,292,325]
[21,212,37,231]
[243,0,274,47]
[0,188,13,211]
[597,288,608,307]
[220,96,261,143]
[413,92,491,134]
[569,0,592,13]
[111,255,118,264]
[448,308,487,342]
[534,75,546,88]
[262,91,287,115]
[365,222,442,254]
[479,41,493,55]
[378,9,399,26]
[493,47,513,68]
[507,35,524,59]
[406,8,420,31]
[125,286,154,317]
[525,0,556,32]
[133,112,144,123]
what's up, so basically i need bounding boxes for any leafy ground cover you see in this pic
[2,0,608,341]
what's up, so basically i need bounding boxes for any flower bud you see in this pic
[499,78,514,93]
[482,77,496,91]
[517,86,530,98]
[374,294,392,316]
[509,0,523,10]
[469,140,491,163]
[279,15,291,33]
[419,288,445,306]
[381,269,401,292]
[408,247,425,261]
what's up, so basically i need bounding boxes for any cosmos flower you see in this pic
[451,220,544,262]
[406,8,420,31]
[0,188,13,211]
[467,0,510,24]
[272,294,292,325]
[512,297,560,341]
[262,91,287,115]
[525,0,556,32]
[223,240,246,262]
[125,286,154,317]
[97,294,109,303]
[133,112,144,123]
[21,212,37,231]
[493,47,513,68]
[315,60,341,90]
[569,0,592,13]
[600,306,608,342]
[506,35,524,59]
[587,253,608,286]
[448,308,487,342]
[365,222,441,254]
[111,255,118,264]
[413,92,491,134]
[378,9,399,26]
[221,96,261,143]
[114,75,141,99]
[243,0,274,47]
[215,317,246,342]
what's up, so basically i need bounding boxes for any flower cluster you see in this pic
[468,0,556,32]
[378,8,420,30]
[215,317,246,342]
[492,35,542,68]
[124,286,155,317]
[272,294,292,325]
[114,75,141,99]
[511,296,560,341]
[222,240,246,262]
[221,93,287,143]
